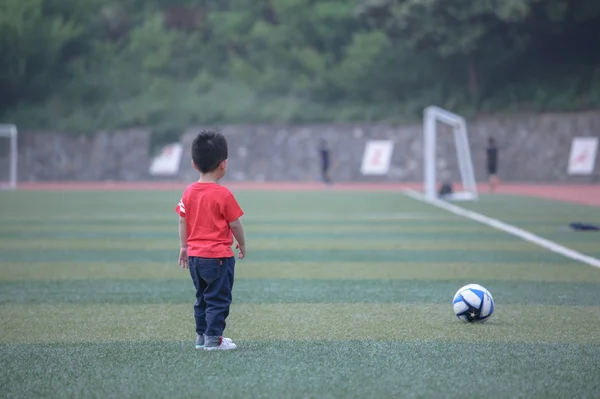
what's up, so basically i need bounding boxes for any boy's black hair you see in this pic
[191,130,228,173]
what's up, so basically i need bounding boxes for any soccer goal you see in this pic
[423,106,478,201]
[0,124,18,190]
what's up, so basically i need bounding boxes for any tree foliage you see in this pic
[1,0,600,132]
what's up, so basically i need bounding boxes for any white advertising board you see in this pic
[149,143,183,176]
[567,137,598,175]
[360,140,394,175]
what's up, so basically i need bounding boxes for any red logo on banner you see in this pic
[575,150,588,164]
[370,149,382,166]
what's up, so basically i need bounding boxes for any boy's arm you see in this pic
[178,216,189,268]
[229,218,246,259]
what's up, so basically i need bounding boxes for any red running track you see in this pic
[12,181,600,207]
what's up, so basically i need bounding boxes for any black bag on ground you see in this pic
[438,182,453,197]
[569,222,599,231]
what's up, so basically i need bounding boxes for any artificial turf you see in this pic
[1,189,599,398]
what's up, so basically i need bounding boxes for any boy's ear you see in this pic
[191,160,199,171]
[220,159,228,169]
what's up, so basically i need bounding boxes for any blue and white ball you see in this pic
[452,284,494,323]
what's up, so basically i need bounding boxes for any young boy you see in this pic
[175,130,246,351]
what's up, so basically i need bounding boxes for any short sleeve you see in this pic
[223,193,244,222]
[175,198,185,218]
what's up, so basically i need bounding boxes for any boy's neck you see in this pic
[197,172,221,183]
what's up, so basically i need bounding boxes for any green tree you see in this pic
[0,0,87,110]
[358,0,600,108]
[2,0,600,131]
[358,0,542,102]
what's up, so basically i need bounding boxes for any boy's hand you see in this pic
[236,242,245,259]
[178,247,189,269]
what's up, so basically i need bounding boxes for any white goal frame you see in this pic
[0,124,18,190]
[423,106,477,201]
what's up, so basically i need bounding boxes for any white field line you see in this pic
[403,189,600,270]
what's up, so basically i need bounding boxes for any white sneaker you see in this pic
[196,336,233,349]
[203,337,237,351]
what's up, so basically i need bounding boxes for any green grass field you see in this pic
[1,188,600,398]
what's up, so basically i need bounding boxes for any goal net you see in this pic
[423,106,477,201]
[0,125,18,190]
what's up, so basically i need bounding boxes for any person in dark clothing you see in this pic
[319,139,332,185]
[486,137,499,193]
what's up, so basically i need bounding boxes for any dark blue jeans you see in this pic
[188,256,235,337]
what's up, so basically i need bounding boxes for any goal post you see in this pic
[423,106,477,201]
[0,124,18,190]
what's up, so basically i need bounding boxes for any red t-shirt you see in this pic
[175,182,244,258]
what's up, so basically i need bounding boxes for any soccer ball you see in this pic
[452,284,494,323]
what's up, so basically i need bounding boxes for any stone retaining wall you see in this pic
[8,111,600,183]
